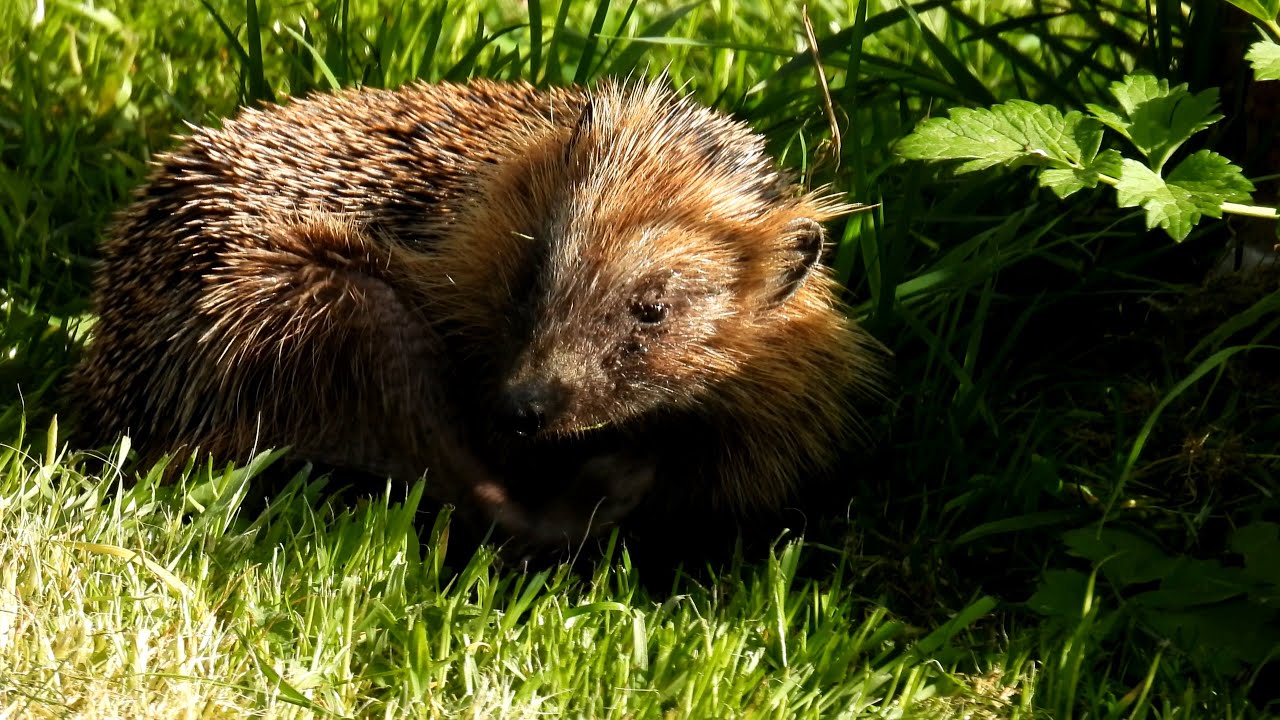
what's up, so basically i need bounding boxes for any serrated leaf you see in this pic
[1088,74,1223,171]
[1166,149,1255,206]
[1246,38,1280,81]
[895,100,1102,174]
[1040,148,1122,198]
[1116,161,1194,240]
[1114,152,1252,241]
[1038,169,1087,199]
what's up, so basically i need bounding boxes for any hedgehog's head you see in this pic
[429,79,859,443]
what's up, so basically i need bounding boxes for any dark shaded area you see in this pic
[4,0,1278,714]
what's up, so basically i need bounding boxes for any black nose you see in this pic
[510,403,545,438]
[498,382,554,438]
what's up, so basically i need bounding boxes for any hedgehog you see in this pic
[68,78,884,554]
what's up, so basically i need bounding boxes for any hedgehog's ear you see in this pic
[565,97,595,163]
[767,217,825,306]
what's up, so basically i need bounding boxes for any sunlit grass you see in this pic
[2,0,1276,716]
[1,421,1018,717]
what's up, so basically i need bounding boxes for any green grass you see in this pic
[3,0,1278,717]
[3,425,1012,717]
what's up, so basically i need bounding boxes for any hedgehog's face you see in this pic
[490,214,827,441]
[490,226,726,439]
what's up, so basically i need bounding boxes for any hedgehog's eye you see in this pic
[631,300,669,325]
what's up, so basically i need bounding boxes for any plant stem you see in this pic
[1266,19,1280,42]
[1095,174,1280,221]
[1221,201,1280,219]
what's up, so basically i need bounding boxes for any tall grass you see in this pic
[2,0,1276,716]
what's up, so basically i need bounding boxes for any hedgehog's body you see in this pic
[70,79,882,551]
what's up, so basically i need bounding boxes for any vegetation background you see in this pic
[2,0,1278,716]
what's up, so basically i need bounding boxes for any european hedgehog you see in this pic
[69,78,883,553]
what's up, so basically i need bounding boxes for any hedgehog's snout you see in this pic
[496,379,569,438]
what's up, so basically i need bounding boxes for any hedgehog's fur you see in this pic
[69,78,884,553]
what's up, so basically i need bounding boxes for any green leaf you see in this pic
[1136,559,1252,609]
[1027,569,1090,618]
[1085,104,1128,139]
[895,100,1103,175]
[1142,601,1280,677]
[1232,522,1280,586]
[1246,38,1280,81]
[1115,160,1195,240]
[1086,74,1223,171]
[1063,528,1175,587]
[1166,149,1255,204]
[1223,0,1280,24]
[1040,148,1122,198]
[1114,151,1253,241]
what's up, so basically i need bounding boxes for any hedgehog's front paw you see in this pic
[472,450,656,550]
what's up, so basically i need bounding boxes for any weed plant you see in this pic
[1,0,1277,717]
